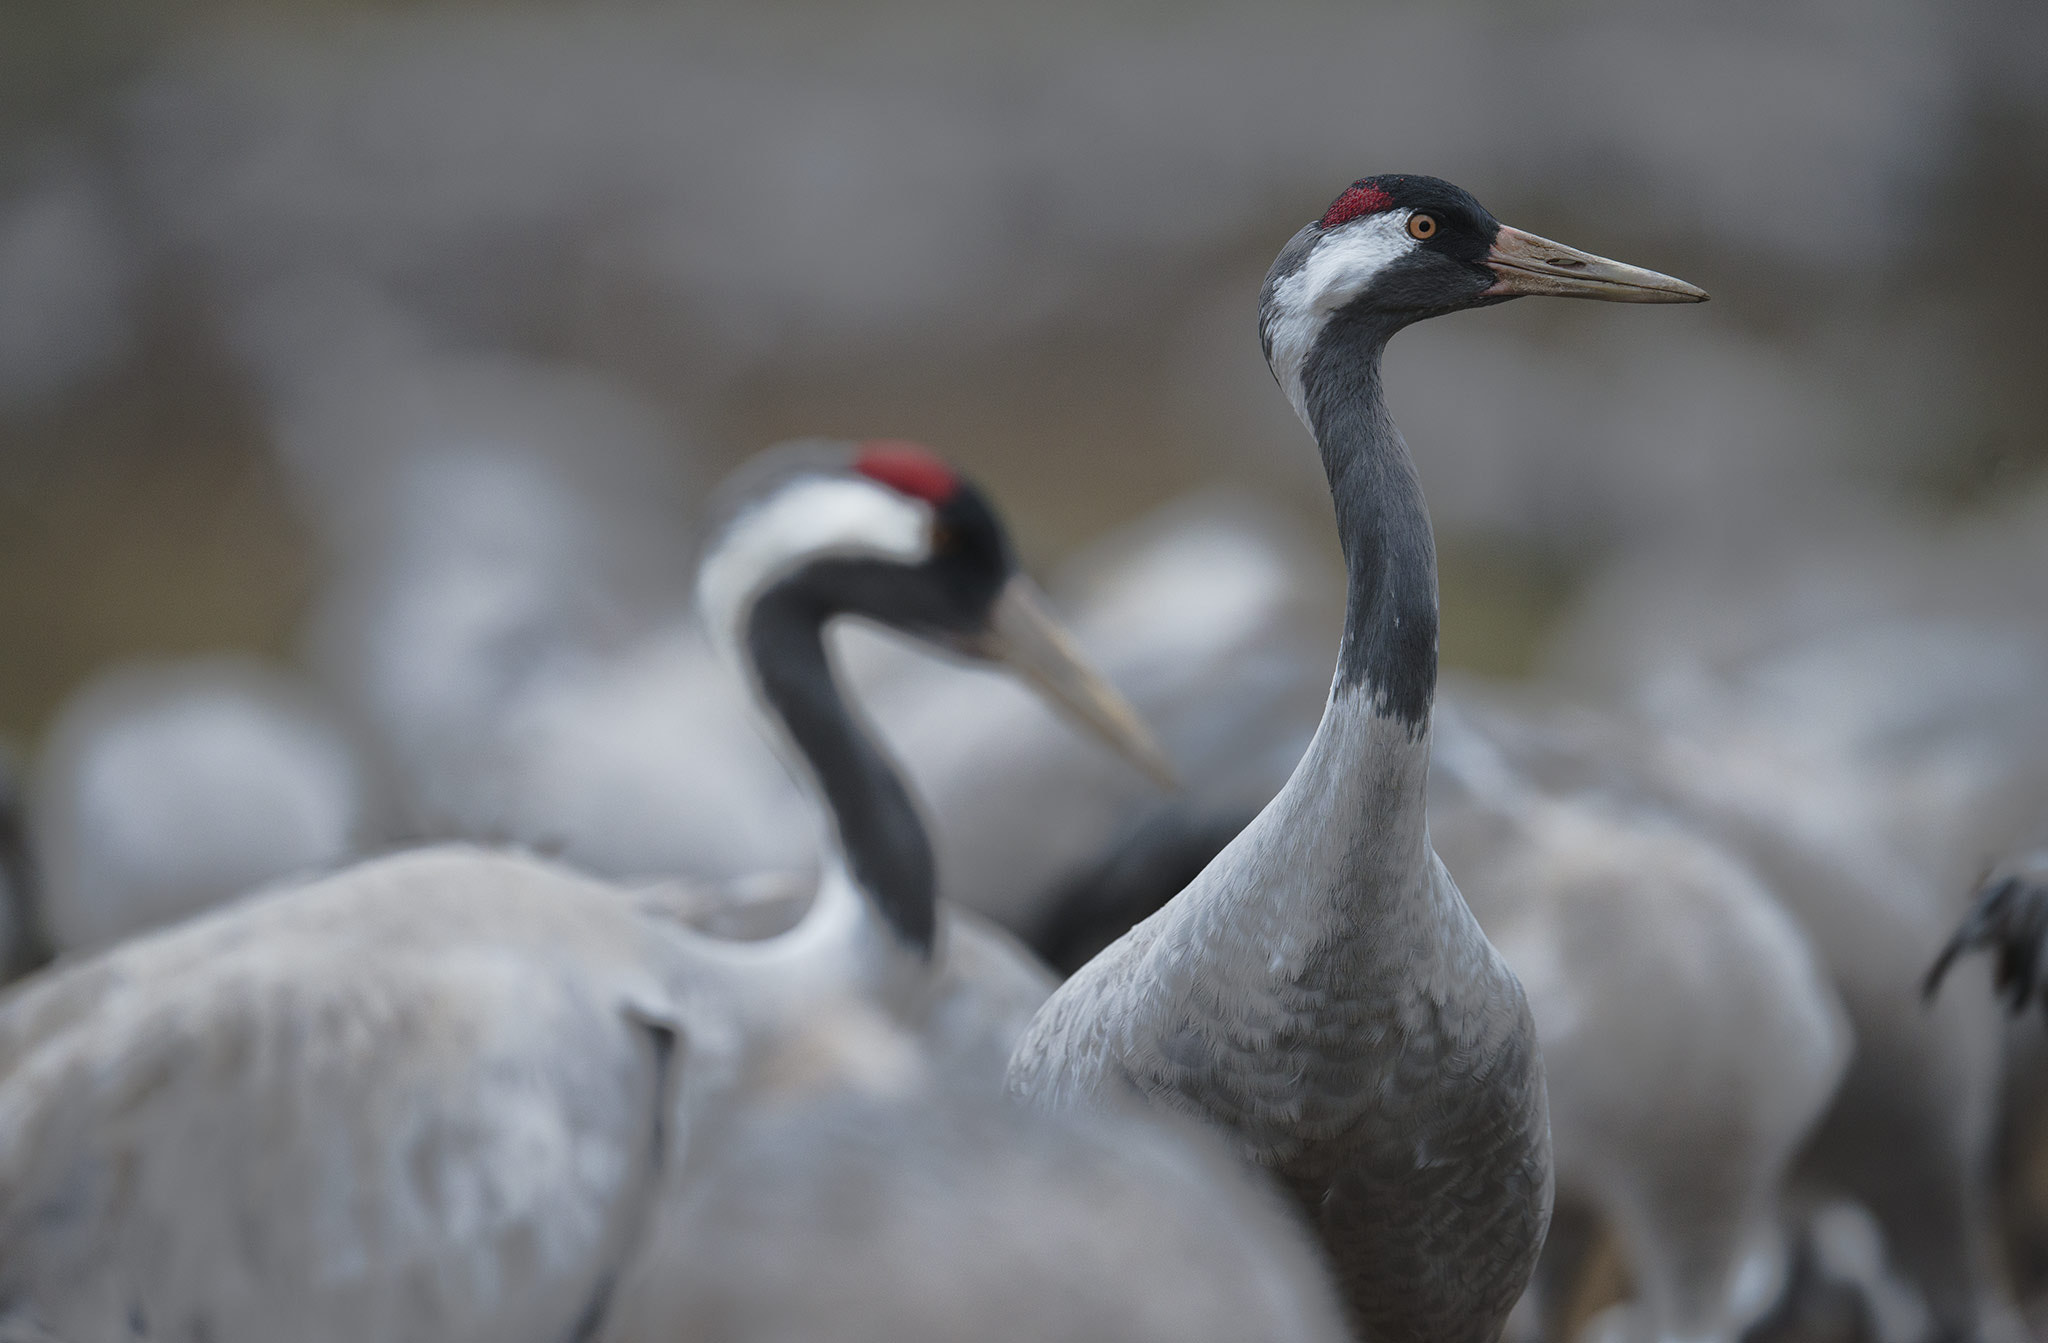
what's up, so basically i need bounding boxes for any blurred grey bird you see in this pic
[236,281,814,885]
[1010,174,1707,1343]
[602,1006,1352,1343]
[1431,693,1851,1343]
[1492,623,2042,1343]
[243,277,1338,950]
[29,654,376,955]
[0,447,1166,1336]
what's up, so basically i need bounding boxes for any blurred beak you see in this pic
[1484,226,1708,303]
[961,576,1177,789]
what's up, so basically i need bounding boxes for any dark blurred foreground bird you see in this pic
[1008,174,1707,1343]
[0,445,1183,1339]
[1926,849,2048,1019]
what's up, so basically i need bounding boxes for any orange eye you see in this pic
[1406,213,1438,241]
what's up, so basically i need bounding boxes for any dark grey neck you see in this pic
[1300,307,1439,733]
[746,588,936,955]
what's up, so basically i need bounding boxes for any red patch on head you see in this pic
[1319,182,1393,230]
[853,440,959,506]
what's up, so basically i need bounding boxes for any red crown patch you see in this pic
[853,441,959,505]
[1320,182,1393,230]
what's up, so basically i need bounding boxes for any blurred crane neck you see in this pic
[743,585,936,957]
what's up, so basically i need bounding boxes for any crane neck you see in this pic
[743,587,936,958]
[1302,307,1439,738]
[1143,302,1469,1018]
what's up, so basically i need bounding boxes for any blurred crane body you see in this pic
[1626,626,2044,1343]
[603,1005,1353,1343]
[1431,694,1852,1343]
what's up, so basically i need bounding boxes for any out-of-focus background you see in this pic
[2,0,2043,742]
[6,3,2048,1338]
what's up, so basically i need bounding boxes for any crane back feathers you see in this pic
[0,847,696,1342]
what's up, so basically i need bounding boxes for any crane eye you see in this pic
[1406,213,1439,241]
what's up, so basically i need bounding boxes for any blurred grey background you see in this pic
[1,0,2044,746]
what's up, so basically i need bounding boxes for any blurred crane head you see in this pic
[699,440,1173,787]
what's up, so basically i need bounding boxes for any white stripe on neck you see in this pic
[1265,212,1415,429]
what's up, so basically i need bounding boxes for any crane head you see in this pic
[1260,174,1706,426]
[699,440,1174,788]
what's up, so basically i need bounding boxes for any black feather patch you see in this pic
[1925,864,2048,1017]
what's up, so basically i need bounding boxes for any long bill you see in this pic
[1484,225,1708,303]
[963,576,1178,789]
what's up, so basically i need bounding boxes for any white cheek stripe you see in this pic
[1265,212,1416,428]
[697,477,932,659]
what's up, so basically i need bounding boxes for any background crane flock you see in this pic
[1,1,2047,1340]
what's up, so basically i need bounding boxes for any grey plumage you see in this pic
[1010,701,1551,1343]
[1475,672,2031,1342]
[1545,512,2048,1343]
[1431,693,1851,1343]
[604,1009,1353,1343]
[640,868,1055,1092]
[0,847,708,1341]
[1011,177,1704,1341]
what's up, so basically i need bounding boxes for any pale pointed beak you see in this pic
[1484,226,1708,303]
[959,576,1177,789]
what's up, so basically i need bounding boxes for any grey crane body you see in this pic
[1013,698,1549,1343]
[1011,176,1707,1342]
[1012,331,1548,1343]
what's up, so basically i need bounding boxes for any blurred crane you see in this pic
[0,445,1169,1335]
[1491,627,2043,1343]
[1431,694,1851,1343]
[603,1006,1352,1343]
